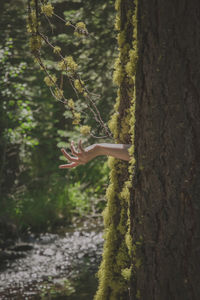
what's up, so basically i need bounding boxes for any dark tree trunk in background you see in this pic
[131,0,200,299]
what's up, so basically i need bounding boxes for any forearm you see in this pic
[95,143,131,161]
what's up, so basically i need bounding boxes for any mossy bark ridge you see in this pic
[95,0,138,299]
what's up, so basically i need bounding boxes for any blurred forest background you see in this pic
[0,0,117,235]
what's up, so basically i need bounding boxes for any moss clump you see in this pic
[54,88,63,100]
[44,75,57,87]
[80,125,91,136]
[57,56,78,72]
[41,4,54,17]
[29,35,42,51]
[74,79,84,93]
[53,46,61,54]
[74,22,88,37]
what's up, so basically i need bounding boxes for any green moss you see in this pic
[136,289,141,299]
[95,0,139,299]
[121,267,132,281]
[113,59,123,85]
[125,232,132,252]
[135,258,142,269]
[117,31,126,47]
[114,0,121,11]
[115,15,121,31]
[120,185,130,202]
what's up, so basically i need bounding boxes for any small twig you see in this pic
[83,90,112,138]
[38,31,112,137]
[53,12,96,40]
[69,77,79,100]
[34,0,39,33]
[90,132,108,139]
[53,13,76,30]
[60,73,63,90]
[39,0,54,34]
[36,55,66,104]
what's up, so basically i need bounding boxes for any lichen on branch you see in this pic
[27,0,112,139]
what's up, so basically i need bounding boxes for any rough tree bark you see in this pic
[130,0,200,299]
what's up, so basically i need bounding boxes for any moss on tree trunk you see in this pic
[96,0,200,300]
[95,0,137,299]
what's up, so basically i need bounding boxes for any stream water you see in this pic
[0,221,103,299]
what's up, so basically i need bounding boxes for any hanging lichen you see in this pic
[27,0,112,139]
[94,0,138,299]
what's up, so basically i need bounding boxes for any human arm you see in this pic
[97,143,131,161]
[59,141,131,169]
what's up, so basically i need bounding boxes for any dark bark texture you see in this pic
[131,0,200,299]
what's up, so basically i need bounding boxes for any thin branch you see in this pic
[28,2,112,138]
[53,13,76,30]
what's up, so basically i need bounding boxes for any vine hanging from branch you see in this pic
[27,0,112,139]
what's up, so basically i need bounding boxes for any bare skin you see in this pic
[59,141,131,169]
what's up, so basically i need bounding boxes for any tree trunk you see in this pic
[131,0,200,299]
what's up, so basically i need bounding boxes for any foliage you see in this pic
[0,36,38,199]
[0,0,116,233]
[40,278,75,299]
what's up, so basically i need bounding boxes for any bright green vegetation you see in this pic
[0,0,117,233]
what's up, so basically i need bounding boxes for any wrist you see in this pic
[93,144,102,156]
[95,144,106,156]
[85,144,101,159]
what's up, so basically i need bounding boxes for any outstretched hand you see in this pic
[59,140,98,169]
[59,141,131,169]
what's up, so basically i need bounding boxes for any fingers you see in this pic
[70,141,79,156]
[59,162,79,169]
[61,148,78,162]
[59,141,85,169]
[78,140,85,153]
